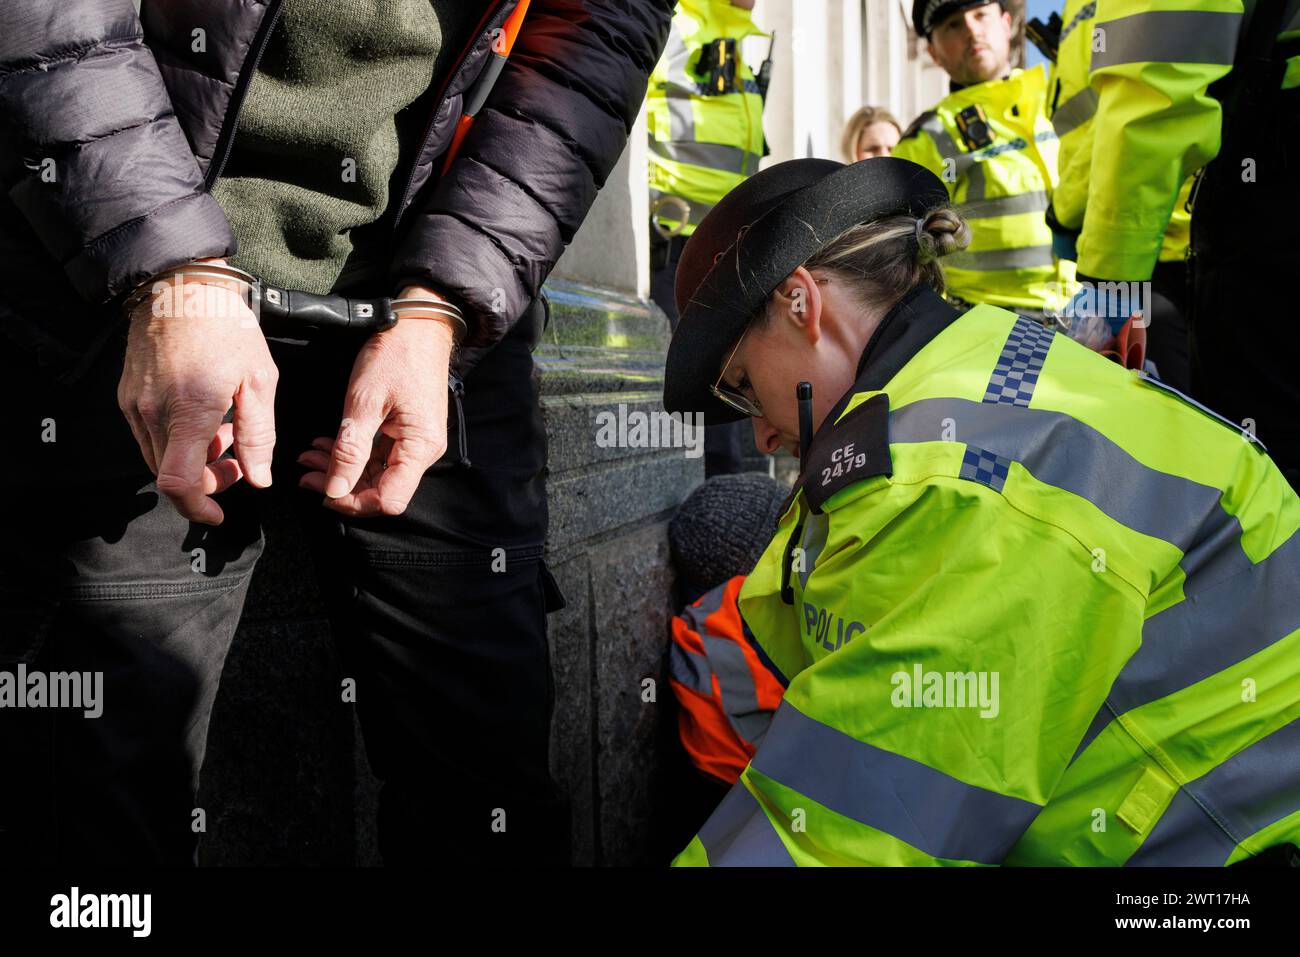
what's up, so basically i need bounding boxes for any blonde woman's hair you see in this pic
[841,106,903,162]
[750,207,971,329]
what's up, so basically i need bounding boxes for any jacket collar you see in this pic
[948,69,1013,95]
[853,282,962,392]
[786,283,961,502]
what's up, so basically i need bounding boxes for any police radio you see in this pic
[955,105,993,151]
[1026,12,1063,63]
[797,381,814,460]
[696,38,740,94]
[757,32,776,103]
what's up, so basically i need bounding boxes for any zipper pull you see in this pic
[449,373,471,467]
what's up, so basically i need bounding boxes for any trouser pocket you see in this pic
[538,559,566,613]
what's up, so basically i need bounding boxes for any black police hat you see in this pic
[912,0,1006,38]
[663,156,950,425]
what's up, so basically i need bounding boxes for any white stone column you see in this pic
[753,0,951,168]
[552,103,649,298]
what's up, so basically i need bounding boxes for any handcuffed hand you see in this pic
[117,259,279,526]
[295,285,459,517]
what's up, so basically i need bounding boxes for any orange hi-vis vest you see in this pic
[668,576,785,785]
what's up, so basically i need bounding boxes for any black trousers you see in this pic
[1146,260,1191,393]
[0,312,569,866]
[1186,76,1300,490]
[1189,250,1300,491]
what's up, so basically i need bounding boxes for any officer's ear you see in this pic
[774,266,823,345]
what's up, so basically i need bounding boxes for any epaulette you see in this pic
[899,110,938,142]
[795,393,893,514]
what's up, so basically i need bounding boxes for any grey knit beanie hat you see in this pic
[670,473,792,603]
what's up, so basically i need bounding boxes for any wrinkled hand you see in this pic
[296,287,457,517]
[117,262,278,526]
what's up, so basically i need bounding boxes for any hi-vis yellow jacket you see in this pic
[646,0,766,238]
[672,284,1300,866]
[1048,0,1264,280]
[892,67,1074,313]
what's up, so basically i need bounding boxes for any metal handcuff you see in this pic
[120,260,469,342]
[121,260,473,470]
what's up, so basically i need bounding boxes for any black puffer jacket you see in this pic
[0,0,672,383]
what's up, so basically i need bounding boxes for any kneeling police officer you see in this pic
[662,156,1300,866]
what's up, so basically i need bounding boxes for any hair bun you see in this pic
[917,208,971,263]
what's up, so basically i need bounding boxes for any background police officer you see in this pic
[647,0,769,476]
[894,0,1075,321]
[1049,0,1299,489]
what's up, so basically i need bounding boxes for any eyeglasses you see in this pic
[709,278,831,418]
[710,324,763,418]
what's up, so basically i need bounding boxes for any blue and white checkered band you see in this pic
[959,445,1012,493]
[981,315,1055,407]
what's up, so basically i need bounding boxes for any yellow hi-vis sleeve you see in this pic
[1077,0,1243,280]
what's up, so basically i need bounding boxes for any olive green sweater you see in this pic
[211,0,476,295]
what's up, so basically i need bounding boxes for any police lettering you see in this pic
[821,441,869,487]
[802,602,866,652]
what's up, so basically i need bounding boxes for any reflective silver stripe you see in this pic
[888,397,1246,581]
[957,190,1049,220]
[664,88,695,141]
[1059,0,1097,44]
[797,511,829,590]
[1113,529,1300,716]
[649,189,711,225]
[698,779,796,866]
[701,635,771,747]
[668,644,713,696]
[1127,716,1300,865]
[1051,87,1099,138]
[887,396,1300,766]
[1091,11,1243,69]
[681,583,727,633]
[964,160,987,203]
[946,245,1055,271]
[749,701,1042,864]
[920,114,976,176]
[1074,524,1299,759]
[648,138,760,175]
[1124,789,1238,866]
[661,23,695,89]
[680,582,772,744]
